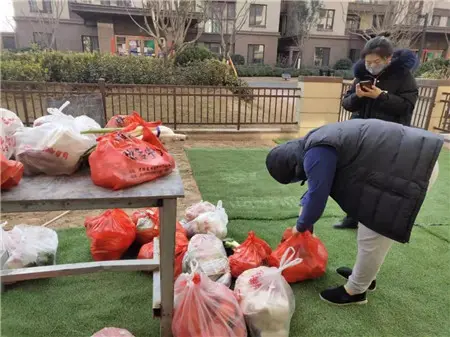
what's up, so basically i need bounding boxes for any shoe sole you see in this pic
[319,294,368,306]
[336,273,377,292]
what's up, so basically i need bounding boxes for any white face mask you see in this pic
[365,63,387,75]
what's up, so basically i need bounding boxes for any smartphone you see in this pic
[359,80,373,91]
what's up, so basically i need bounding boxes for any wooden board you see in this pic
[47,94,106,126]
[1,169,184,213]
[152,237,161,317]
[1,259,159,283]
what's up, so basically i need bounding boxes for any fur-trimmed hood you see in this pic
[353,49,419,78]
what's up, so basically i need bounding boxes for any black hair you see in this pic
[361,36,394,59]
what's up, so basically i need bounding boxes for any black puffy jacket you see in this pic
[342,49,419,126]
[266,119,443,243]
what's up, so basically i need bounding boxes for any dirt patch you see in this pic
[1,138,274,230]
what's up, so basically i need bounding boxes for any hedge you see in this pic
[416,58,449,80]
[0,50,248,87]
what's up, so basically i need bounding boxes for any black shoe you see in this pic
[320,285,367,306]
[336,266,377,291]
[333,216,358,229]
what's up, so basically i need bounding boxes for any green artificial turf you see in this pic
[186,147,450,226]
[1,228,159,337]
[2,148,448,337]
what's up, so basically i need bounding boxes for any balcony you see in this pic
[69,0,144,17]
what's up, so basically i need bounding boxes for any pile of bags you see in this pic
[181,200,228,239]
[1,109,25,190]
[15,103,100,176]
[0,225,59,269]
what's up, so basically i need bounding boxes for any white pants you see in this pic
[346,161,439,294]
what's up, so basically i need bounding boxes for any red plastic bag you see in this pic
[172,269,247,337]
[229,231,272,278]
[105,112,161,129]
[91,327,135,337]
[84,209,136,261]
[267,229,328,283]
[89,125,175,190]
[1,154,24,190]
[138,231,188,279]
[132,208,160,245]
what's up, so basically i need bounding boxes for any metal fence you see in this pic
[0,80,301,130]
[436,92,450,133]
[339,81,438,129]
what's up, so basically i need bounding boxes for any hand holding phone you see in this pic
[359,80,373,92]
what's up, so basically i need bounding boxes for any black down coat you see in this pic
[342,49,419,126]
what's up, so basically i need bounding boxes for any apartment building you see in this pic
[12,0,281,65]
[279,0,450,68]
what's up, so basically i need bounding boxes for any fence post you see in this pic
[173,87,177,130]
[98,78,107,125]
[20,84,30,126]
[237,93,241,130]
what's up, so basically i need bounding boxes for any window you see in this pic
[33,32,53,49]
[100,0,111,5]
[248,44,264,64]
[317,9,335,31]
[431,15,441,26]
[82,36,99,53]
[29,0,52,13]
[372,14,384,28]
[205,19,222,33]
[249,4,267,27]
[2,36,16,50]
[346,14,360,30]
[314,47,330,67]
[227,2,236,18]
[349,49,360,63]
[203,42,222,55]
[117,0,132,7]
[447,17,450,27]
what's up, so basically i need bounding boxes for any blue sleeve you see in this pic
[296,146,338,232]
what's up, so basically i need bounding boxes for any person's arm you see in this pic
[342,79,363,113]
[295,146,338,232]
[374,72,418,116]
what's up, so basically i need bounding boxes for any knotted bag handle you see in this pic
[278,247,302,272]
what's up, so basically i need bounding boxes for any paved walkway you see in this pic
[244,77,298,88]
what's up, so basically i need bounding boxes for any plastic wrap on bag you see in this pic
[1,154,24,190]
[1,225,58,269]
[182,234,231,287]
[229,231,272,278]
[184,200,216,222]
[89,125,175,190]
[91,327,135,337]
[268,229,328,283]
[0,108,24,159]
[172,266,247,337]
[15,112,100,175]
[84,209,136,261]
[234,248,301,337]
[183,201,228,239]
[105,112,161,129]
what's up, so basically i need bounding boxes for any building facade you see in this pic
[279,0,450,68]
[13,0,281,65]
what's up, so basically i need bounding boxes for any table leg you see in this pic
[159,198,177,337]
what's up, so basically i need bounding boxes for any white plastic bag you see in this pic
[0,108,24,159]
[184,200,217,222]
[1,225,59,269]
[91,328,135,337]
[15,116,99,175]
[182,234,232,287]
[183,200,228,239]
[234,248,302,337]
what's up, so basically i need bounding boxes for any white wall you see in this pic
[311,1,349,36]
[13,0,71,20]
[238,0,281,33]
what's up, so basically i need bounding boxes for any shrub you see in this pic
[174,45,216,66]
[231,54,245,65]
[416,58,450,80]
[334,58,353,70]
[0,60,48,82]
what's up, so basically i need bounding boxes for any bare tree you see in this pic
[343,0,423,48]
[27,0,65,50]
[129,0,211,57]
[207,0,254,58]
[283,0,323,67]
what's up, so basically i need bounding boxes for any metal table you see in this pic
[0,169,184,337]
